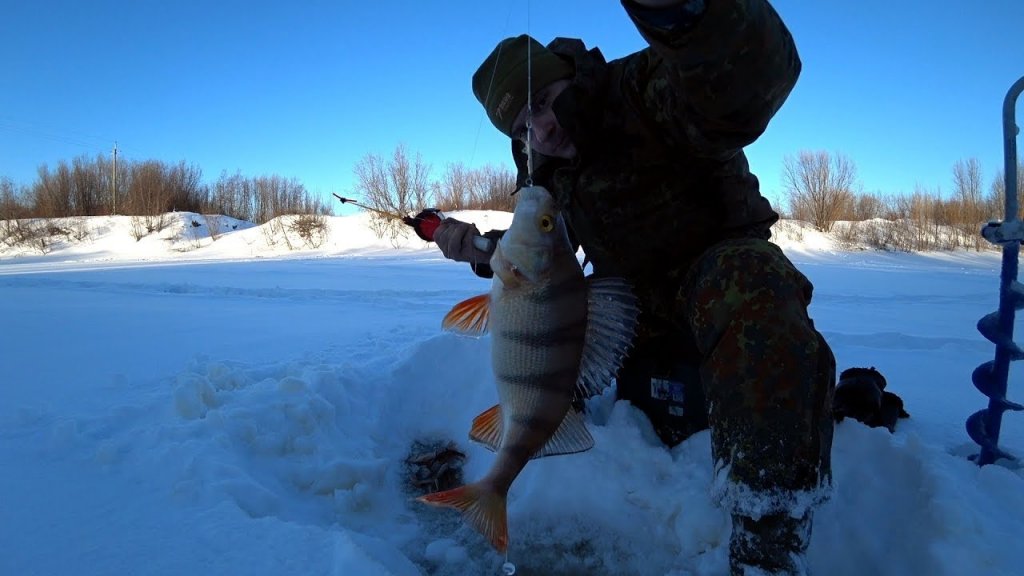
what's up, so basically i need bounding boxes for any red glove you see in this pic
[403,209,444,242]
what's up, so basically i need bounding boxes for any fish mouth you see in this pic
[508,263,531,282]
[497,260,539,286]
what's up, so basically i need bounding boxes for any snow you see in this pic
[1,212,1022,576]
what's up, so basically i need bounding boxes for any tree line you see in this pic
[2,144,1019,253]
[0,144,517,226]
[349,144,517,241]
[0,155,329,225]
[782,151,1023,251]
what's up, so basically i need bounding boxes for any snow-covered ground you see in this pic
[1,212,1021,576]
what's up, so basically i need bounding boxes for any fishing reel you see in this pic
[403,208,445,242]
[404,208,495,252]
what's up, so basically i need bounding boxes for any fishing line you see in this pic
[470,0,536,197]
[523,0,534,189]
[466,4,539,572]
[468,0,517,170]
[503,4,532,574]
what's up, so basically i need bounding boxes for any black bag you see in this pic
[615,329,709,447]
[833,367,909,432]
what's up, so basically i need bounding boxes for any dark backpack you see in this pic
[833,367,909,433]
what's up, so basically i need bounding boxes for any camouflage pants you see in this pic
[686,237,834,574]
[619,237,835,574]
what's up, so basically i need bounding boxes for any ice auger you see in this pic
[967,75,1024,466]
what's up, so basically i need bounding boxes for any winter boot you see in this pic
[730,512,810,575]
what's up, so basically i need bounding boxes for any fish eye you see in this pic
[539,214,554,232]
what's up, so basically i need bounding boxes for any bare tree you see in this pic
[111,154,129,215]
[206,170,324,224]
[433,163,516,212]
[288,213,329,248]
[782,150,858,232]
[0,177,28,246]
[124,160,160,215]
[353,144,431,239]
[71,155,104,216]
[166,161,206,213]
[952,157,986,249]
[0,176,28,220]
[988,160,1024,221]
[252,175,318,223]
[851,192,885,221]
[31,162,75,217]
[474,164,517,211]
[15,152,325,224]
[435,162,474,210]
[129,216,149,241]
[211,170,254,221]
[953,158,984,206]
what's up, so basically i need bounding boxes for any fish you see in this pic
[417,185,639,553]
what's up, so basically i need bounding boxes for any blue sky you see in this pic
[1,0,1022,213]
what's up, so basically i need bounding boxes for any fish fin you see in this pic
[468,404,503,452]
[417,482,508,553]
[576,277,639,399]
[533,408,594,458]
[442,293,491,335]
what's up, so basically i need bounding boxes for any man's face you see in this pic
[510,79,576,159]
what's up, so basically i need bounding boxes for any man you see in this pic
[413,1,835,573]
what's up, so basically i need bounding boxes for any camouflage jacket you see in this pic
[509,0,800,323]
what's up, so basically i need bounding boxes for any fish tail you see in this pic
[417,481,508,553]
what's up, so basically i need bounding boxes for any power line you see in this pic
[0,120,104,150]
[0,117,145,157]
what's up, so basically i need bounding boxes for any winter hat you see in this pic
[472,34,574,137]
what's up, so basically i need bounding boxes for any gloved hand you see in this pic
[434,218,495,265]
[403,209,444,242]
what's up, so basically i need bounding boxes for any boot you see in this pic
[729,512,810,575]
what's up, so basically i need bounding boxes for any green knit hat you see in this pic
[472,35,574,137]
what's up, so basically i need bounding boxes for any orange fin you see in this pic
[442,293,490,335]
[469,404,503,452]
[417,482,508,553]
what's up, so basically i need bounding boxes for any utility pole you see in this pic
[112,142,118,215]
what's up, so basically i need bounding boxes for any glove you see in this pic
[434,218,495,265]
[403,209,444,242]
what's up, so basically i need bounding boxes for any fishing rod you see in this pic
[332,193,493,251]
[332,193,409,221]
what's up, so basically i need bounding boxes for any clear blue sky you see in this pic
[2,0,1022,213]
